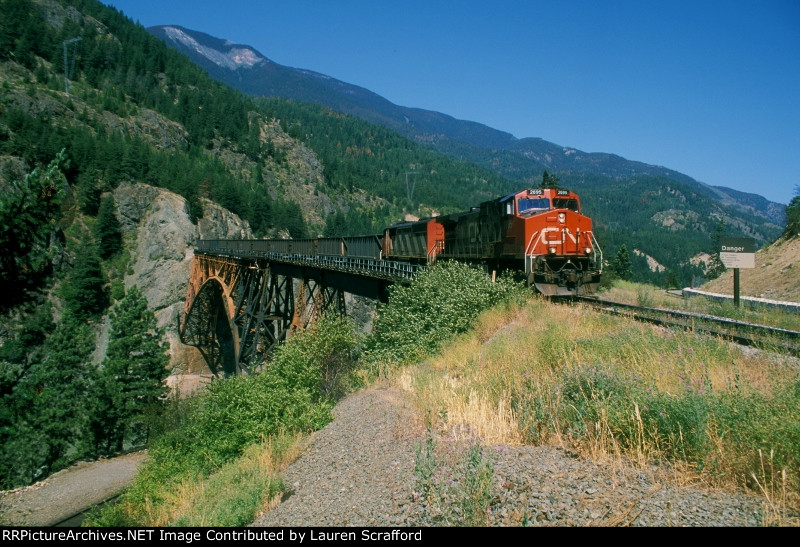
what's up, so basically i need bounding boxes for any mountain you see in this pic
[148,25,786,228]
[147,25,518,151]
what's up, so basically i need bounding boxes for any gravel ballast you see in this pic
[252,384,768,527]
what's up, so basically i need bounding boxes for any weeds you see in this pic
[410,429,495,526]
[84,436,302,527]
[751,449,800,527]
[85,315,358,526]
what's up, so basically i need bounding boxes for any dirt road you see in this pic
[0,451,147,526]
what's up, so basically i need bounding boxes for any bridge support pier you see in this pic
[291,278,346,333]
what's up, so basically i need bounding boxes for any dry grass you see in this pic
[141,432,309,527]
[750,449,800,527]
[395,289,800,523]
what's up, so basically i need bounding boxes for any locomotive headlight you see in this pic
[584,247,592,254]
[548,246,557,254]
[558,212,566,224]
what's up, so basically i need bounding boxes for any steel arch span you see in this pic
[179,254,348,376]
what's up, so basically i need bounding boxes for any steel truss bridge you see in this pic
[179,244,419,377]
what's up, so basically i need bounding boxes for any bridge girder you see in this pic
[180,255,350,376]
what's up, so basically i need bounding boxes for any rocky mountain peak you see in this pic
[157,25,266,71]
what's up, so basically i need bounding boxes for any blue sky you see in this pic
[103,0,799,205]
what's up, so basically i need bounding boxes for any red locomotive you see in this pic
[196,187,602,296]
[382,187,602,295]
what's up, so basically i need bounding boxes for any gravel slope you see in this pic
[253,384,769,527]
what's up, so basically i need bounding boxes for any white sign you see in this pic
[720,252,755,269]
[720,237,755,269]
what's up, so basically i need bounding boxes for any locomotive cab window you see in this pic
[517,197,550,215]
[552,198,579,213]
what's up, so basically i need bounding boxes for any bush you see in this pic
[364,261,522,370]
[150,317,357,480]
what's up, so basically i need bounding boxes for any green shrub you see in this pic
[364,261,522,370]
[148,317,357,480]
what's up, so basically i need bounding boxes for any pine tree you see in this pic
[706,218,727,280]
[609,245,632,280]
[0,314,96,487]
[783,187,800,239]
[76,170,101,216]
[665,270,680,290]
[0,150,67,310]
[91,286,169,454]
[95,195,122,259]
[61,233,109,321]
[29,316,96,470]
[540,170,561,189]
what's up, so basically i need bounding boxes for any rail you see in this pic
[573,296,800,356]
[588,231,603,272]
[524,232,538,277]
[427,241,445,265]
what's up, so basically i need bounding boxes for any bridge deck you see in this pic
[195,248,422,282]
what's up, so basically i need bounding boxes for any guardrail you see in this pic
[682,288,800,314]
[196,247,421,281]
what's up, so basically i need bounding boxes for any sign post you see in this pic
[719,237,756,307]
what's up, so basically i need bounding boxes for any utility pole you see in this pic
[62,37,81,95]
[405,171,419,205]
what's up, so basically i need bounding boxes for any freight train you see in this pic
[195,187,602,296]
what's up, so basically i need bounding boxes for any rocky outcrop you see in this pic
[113,181,252,375]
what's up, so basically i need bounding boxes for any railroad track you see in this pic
[571,296,800,357]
